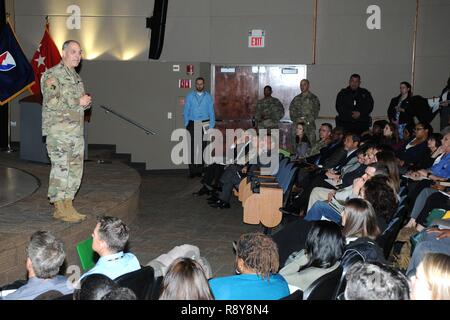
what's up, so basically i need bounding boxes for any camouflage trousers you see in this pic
[46,134,85,203]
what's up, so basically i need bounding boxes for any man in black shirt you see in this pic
[335,74,374,135]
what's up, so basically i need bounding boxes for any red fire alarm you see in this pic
[187,64,194,75]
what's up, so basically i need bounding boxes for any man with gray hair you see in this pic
[80,216,141,280]
[41,39,92,222]
[344,262,410,300]
[2,231,73,300]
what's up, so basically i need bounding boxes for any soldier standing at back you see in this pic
[255,85,284,130]
[289,79,321,144]
[41,40,92,223]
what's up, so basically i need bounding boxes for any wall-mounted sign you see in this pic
[187,64,194,75]
[248,29,265,48]
[220,67,236,73]
[173,65,180,72]
[179,79,192,89]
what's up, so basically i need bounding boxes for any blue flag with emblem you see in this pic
[0,22,34,106]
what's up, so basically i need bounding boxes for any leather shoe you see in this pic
[279,207,301,216]
[193,186,210,197]
[207,195,219,202]
[207,198,219,205]
[210,200,230,209]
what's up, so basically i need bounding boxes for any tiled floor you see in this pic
[129,171,261,277]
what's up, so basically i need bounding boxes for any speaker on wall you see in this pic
[146,0,168,60]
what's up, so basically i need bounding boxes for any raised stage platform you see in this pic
[0,152,141,286]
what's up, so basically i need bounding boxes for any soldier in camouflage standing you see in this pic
[255,86,284,130]
[289,79,321,144]
[41,40,92,223]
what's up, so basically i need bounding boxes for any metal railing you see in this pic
[99,105,156,135]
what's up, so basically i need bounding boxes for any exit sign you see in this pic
[248,29,265,48]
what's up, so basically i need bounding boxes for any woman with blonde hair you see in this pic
[411,253,450,300]
[159,257,214,300]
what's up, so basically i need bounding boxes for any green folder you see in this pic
[76,237,96,271]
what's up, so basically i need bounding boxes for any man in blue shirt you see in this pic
[80,216,141,281]
[183,77,215,178]
[2,231,73,300]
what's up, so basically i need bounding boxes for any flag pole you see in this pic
[4,12,15,153]
[0,0,10,152]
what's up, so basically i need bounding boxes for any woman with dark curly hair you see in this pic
[209,232,289,300]
[361,175,398,231]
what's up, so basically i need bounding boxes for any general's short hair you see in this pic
[62,40,80,51]
[26,231,65,279]
[195,77,205,83]
[345,262,410,300]
[350,73,361,80]
[96,216,130,253]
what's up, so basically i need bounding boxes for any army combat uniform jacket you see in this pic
[41,62,86,138]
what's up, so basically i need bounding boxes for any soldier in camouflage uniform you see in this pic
[41,40,92,223]
[255,86,284,130]
[289,79,321,144]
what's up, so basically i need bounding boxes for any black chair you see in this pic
[280,290,303,300]
[34,290,63,300]
[303,266,343,300]
[115,266,160,300]
[376,216,405,260]
[334,252,364,299]
[54,293,73,300]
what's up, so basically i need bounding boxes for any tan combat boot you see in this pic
[64,199,87,221]
[53,200,84,223]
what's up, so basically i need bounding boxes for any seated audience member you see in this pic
[293,121,311,159]
[304,165,396,226]
[401,123,415,144]
[280,221,344,293]
[410,253,450,300]
[209,133,272,209]
[2,231,73,300]
[375,150,401,193]
[298,123,333,159]
[341,199,386,264]
[387,81,414,140]
[360,175,398,231]
[209,232,289,300]
[193,132,253,197]
[302,144,378,213]
[407,229,450,276]
[413,133,444,170]
[284,133,361,214]
[102,287,137,300]
[365,120,388,143]
[405,128,450,201]
[273,199,385,269]
[80,216,141,280]
[380,122,403,152]
[74,274,118,300]
[159,257,213,300]
[408,190,450,231]
[397,122,432,170]
[344,262,410,300]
